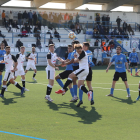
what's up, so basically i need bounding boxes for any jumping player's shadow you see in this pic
[112,96,136,105]
[1,97,21,105]
[58,102,102,124]
[47,101,59,111]
[6,91,26,98]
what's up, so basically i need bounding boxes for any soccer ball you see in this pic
[68,32,76,40]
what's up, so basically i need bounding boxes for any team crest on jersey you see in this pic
[120,57,123,60]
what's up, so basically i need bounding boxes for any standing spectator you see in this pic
[96,14,100,25]
[127,24,134,35]
[123,21,127,32]
[75,23,81,34]
[76,12,80,23]
[116,16,122,29]
[102,15,106,27]
[64,13,70,27]
[28,10,33,25]
[58,13,63,26]
[2,39,8,46]
[22,10,28,24]
[42,11,48,26]
[21,29,28,37]
[18,11,22,27]
[54,29,61,42]
[47,30,53,39]
[8,11,13,25]
[38,12,43,24]
[16,39,23,51]
[70,22,75,32]
[2,10,6,27]
[21,24,25,32]
[33,12,37,25]
[106,15,110,28]
[68,14,73,27]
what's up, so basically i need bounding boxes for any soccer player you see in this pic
[25,47,37,81]
[55,45,75,100]
[0,43,6,89]
[0,46,25,97]
[106,46,131,97]
[129,48,139,76]
[136,82,140,101]
[45,44,59,102]
[77,42,95,107]
[6,46,29,91]
[55,44,92,100]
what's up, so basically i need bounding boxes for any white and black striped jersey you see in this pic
[46,52,57,70]
[76,50,89,70]
[26,52,37,64]
[4,54,17,72]
[16,53,25,71]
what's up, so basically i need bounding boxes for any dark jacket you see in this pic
[123,22,127,29]
[2,40,8,47]
[18,13,22,19]
[116,18,122,24]
[22,11,28,19]
[16,40,23,48]
[33,13,37,21]
[34,27,38,33]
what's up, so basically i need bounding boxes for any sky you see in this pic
[2,0,133,12]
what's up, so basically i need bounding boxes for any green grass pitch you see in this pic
[0,68,140,140]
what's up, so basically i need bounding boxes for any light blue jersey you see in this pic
[129,52,139,63]
[86,50,93,65]
[66,52,73,71]
[111,53,127,73]
[0,50,6,63]
[71,50,79,66]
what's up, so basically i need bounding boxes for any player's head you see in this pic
[83,42,90,51]
[133,48,136,52]
[49,44,55,53]
[32,47,36,53]
[0,43,5,50]
[74,44,83,54]
[20,46,25,54]
[68,45,73,53]
[116,46,121,54]
[5,46,11,54]
[71,40,80,49]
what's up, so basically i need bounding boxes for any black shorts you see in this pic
[113,72,127,81]
[0,64,5,72]
[86,68,92,81]
[59,70,73,79]
[130,63,137,67]
[73,65,79,71]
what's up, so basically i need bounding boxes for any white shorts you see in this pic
[46,68,55,80]
[26,63,36,70]
[15,69,25,77]
[3,72,14,81]
[73,68,89,80]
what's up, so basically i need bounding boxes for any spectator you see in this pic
[8,24,12,32]
[18,11,22,27]
[36,29,41,40]
[21,24,25,32]
[82,23,86,34]
[28,10,33,25]
[127,24,134,35]
[109,40,115,50]
[47,30,53,39]
[119,27,123,34]
[2,10,6,27]
[37,21,41,30]
[53,13,58,28]
[102,15,106,26]
[36,39,42,50]
[116,16,122,29]
[123,21,127,32]
[26,24,32,33]
[75,23,81,34]
[64,13,70,27]
[96,14,100,25]
[16,39,23,51]
[42,11,48,26]
[12,20,19,29]
[70,22,75,32]
[94,39,99,46]
[76,12,80,23]
[106,15,110,27]
[0,30,5,38]
[58,13,63,25]
[8,11,13,25]
[38,12,43,24]
[48,39,54,46]
[2,39,8,46]
[68,14,73,27]
[22,10,28,24]
[54,29,61,42]
[33,12,37,25]
[34,25,38,33]
[18,29,28,37]
[65,51,68,59]
[5,20,8,29]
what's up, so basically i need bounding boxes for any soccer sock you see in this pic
[22,79,25,88]
[73,85,78,97]
[79,89,83,101]
[110,88,114,95]
[90,90,94,101]
[46,84,52,95]
[139,90,140,96]
[80,85,88,94]
[56,79,64,88]
[1,85,6,95]
[135,68,138,73]
[70,88,74,97]
[63,78,72,90]
[33,73,36,78]
[0,75,2,86]
[126,88,130,95]
[6,81,11,87]
[130,68,132,74]
[14,82,22,90]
